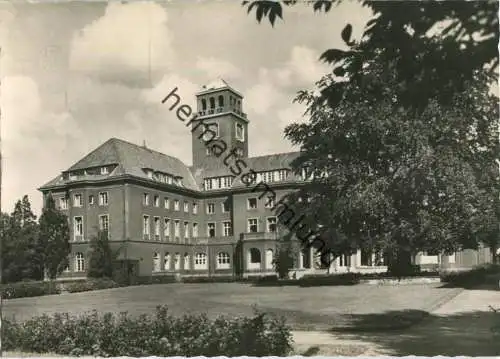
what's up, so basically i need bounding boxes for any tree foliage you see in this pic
[1,196,41,283]
[87,230,116,279]
[244,1,499,271]
[38,193,70,280]
[243,1,498,110]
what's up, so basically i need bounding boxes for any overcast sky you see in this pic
[0,1,373,214]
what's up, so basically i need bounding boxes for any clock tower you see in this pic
[191,79,249,170]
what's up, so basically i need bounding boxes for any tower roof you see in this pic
[196,78,242,97]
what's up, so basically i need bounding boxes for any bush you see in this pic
[1,281,60,299]
[181,276,237,284]
[440,264,500,288]
[64,278,119,293]
[2,306,293,356]
[253,275,298,287]
[298,273,360,287]
[133,275,178,285]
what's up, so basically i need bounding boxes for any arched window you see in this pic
[218,95,224,107]
[209,97,215,109]
[164,252,171,271]
[174,253,181,270]
[194,252,208,270]
[237,100,241,109]
[265,249,273,270]
[153,252,160,272]
[74,253,85,272]
[184,253,190,270]
[201,98,207,111]
[247,248,261,270]
[216,252,231,269]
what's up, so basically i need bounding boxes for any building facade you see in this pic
[39,80,492,280]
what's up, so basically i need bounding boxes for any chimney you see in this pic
[142,140,147,148]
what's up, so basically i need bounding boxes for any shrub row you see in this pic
[63,278,120,293]
[298,273,361,287]
[133,275,178,285]
[440,264,500,288]
[1,281,60,299]
[2,306,293,357]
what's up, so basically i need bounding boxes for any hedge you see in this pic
[63,278,120,293]
[440,264,500,288]
[1,281,60,299]
[298,273,361,287]
[2,306,293,357]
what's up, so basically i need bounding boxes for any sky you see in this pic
[0,0,373,215]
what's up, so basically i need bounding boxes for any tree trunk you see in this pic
[491,243,498,264]
[387,249,413,278]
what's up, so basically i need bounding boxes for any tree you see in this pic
[243,1,498,110]
[279,61,498,274]
[273,241,295,279]
[87,230,115,279]
[1,196,41,282]
[244,1,499,272]
[38,193,70,280]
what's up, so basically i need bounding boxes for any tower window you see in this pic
[218,95,224,107]
[209,97,215,109]
[201,98,207,111]
[236,123,244,141]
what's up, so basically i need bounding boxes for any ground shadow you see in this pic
[331,310,500,356]
[439,282,500,291]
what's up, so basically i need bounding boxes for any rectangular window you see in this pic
[174,220,180,238]
[143,193,149,206]
[74,216,83,239]
[204,179,213,190]
[207,203,215,214]
[164,197,170,209]
[100,167,109,175]
[222,199,231,213]
[154,195,160,207]
[278,169,288,181]
[174,200,180,211]
[193,222,198,238]
[192,202,198,214]
[143,215,150,239]
[183,202,189,213]
[73,193,83,207]
[206,147,213,156]
[89,195,95,205]
[164,218,170,239]
[265,196,275,209]
[247,198,257,210]
[266,217,277,233]
[223,221,232,237]
[207,222,216,237]
[184,222,189,238]
[235,123,244,141]
[154,217,160,240]
[222,176,233,188]
[99,214,109,231]
[99,192,108,206]
[60,197,68,210]
[247,218,258,233]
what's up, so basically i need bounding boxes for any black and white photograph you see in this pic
[0,0,499,357]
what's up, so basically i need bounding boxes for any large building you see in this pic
[39,80,492,280]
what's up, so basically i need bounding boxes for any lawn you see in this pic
[4,282,461,330]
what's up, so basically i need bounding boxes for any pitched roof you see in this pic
[40,137,301,192]
[40,138,199,191]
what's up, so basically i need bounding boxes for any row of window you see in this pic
[60,192,109,209]
[152,252,231,271]
[66,166,110,181]
[142,216,276,238]
[204,176,233,190]
[142,194,199,213]
[200,122,245,142]
[73,215,108,239]
[144,169,183,187]
[200,95,241,111]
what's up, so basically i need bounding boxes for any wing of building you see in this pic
[39,80,492,281]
